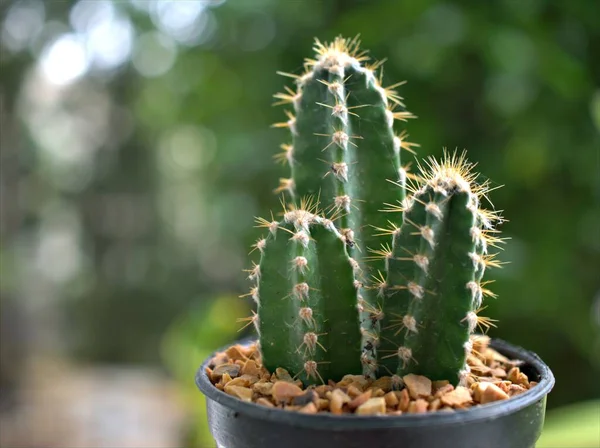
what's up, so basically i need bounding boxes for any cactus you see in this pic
[243,37,503,386]
[272,36,417,378]
[379,153,502,383]
[252,200,363,384]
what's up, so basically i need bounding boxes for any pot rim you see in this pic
[195,338,554,430]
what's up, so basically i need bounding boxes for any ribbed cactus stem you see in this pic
[381,152,502,383]
[274,37,417,376]
[254,205,362,384]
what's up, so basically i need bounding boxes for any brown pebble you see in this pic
[388,410,403,415]
[508,384,527,397]
[434,384,454,398]
[226,375,257,388]
[529,381,538,388]
[220,372,233,386]
[253,381,274,396]
[408,399,428,414]
[490,368,507,378]
[432,380,450,392]
[348,389,373,410]
[347,385,363,398]
[272,381,304,403]
[403,374,432,399]
[299,402,318,414]
[485,348,509,365]
[225,345,247,361]
[429,398,442,411]
[211,363,240,382]
[480,383,509,404]
[371,376,392,393]
[338,375,369,388]
[275,368,294,382]
[470,364,492,376]
[356,397,386,415]
[440,386,472,407]
[241,360,261,376]
[314,385,333,398]
[398,389,410,412]
[384,391,399,408]
[507,367,529,387]
[317,398,330,410]
[210,352,229,367]
[224,385,253,402]
[371,388,385,398]
[292,390,318,407]
[330,389,351,414]
[256,397,274,407]
[472,382,490,402]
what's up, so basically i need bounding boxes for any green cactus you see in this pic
[243,37,502,386]
[272,36,417,378]
[379,153,502,383]
[252,201,362,384]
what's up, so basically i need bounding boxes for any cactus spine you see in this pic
[244,37,503,386]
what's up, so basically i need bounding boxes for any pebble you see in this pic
[403,374,432,399]
[384,391,399,407]
[440,386,472,407]
[480,383,510,404]
[371,376,393,392]
[347,385,363,398]
[432,380,450,391]
[226,375,258,388]
[275,368,294,382]
[256,397,274,407]
[429,398,442,411]
[241,360,262,377]
[356,397,386,415]
[408,399,428,414]
[253,381,274,396]
[211,363,240,382]
[272,381,303,403]
[348,389,373,410]
[292,390,318,407]
[434,384,454,398]
[398,389,410,412]
[330,389,351,415]
[225,345,247,361]
[299,402,318,414]
[224,385,253,402]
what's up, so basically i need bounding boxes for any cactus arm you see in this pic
[290,69,344,215]
[398,189,477,383]
[256,211,362,385]
[378,187,431,374]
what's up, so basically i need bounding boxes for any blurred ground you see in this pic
[0,358,186,447]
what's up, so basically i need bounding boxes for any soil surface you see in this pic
[205,336,537,415]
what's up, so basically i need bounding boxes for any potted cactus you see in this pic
[195,37,554,448]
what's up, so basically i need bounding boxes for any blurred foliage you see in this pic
[0,0,599,444]
[537,400,600,447]
[161,295,248,448]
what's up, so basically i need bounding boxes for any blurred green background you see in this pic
[0,0,598,447]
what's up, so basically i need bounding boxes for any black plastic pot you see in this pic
[195,339,554,448]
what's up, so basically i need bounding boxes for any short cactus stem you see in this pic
[254,204,362,384]
[380,152,503,383]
